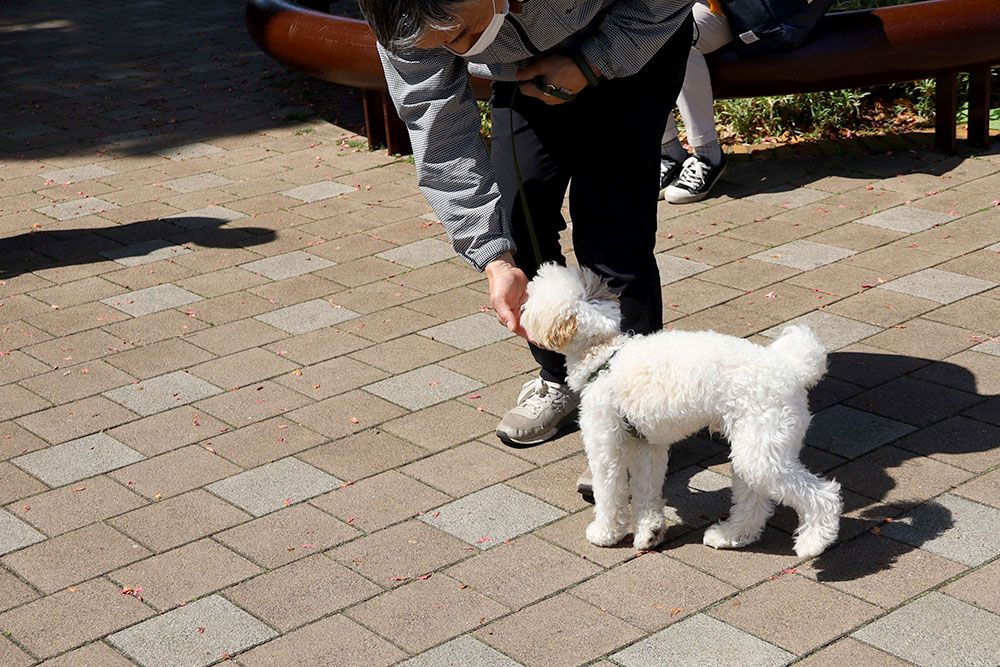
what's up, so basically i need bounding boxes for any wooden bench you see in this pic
[246,0,999,155]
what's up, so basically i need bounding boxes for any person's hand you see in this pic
[485,251,530,340]
[516,54,597,105]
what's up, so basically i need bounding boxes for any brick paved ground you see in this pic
[2,1,1000,665]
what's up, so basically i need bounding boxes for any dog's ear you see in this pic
[538,311,577,351]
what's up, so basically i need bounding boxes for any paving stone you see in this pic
[836,444,974,510]
[0,460,47,506]
[106,406,229,457]
[661,466,734,528]
[107,594,276,667]
[954,467,1000,508]
[845,375,983,427]
[198,417,325,468]
[99,238,192,267]
[0,565,38,613]
[400,635,523,667]
[14,396,138,445]
[286,389,407,440]
[109,444,241,500]
[297,429,426,480]
[855,205,954,233]
[653,253,712,285]
[748,186,830,209]
[942,557,1000,615]
[2,522,150,593]
[419,313,514,350]
[33,641,137,666]
[476,593,644,667]
[400,441,533,496]
[376,238,455,268]
[239,250,336,280]
[664,527,802,588]
[215,503,358,568]
[163,172,234,193]
[750,240,856,271]
[11,433,144,488]
[311,470,450,532]
[613,613,794,667]
[38,164,117,184]
[0,578,154,660]
[154,142,223,160]
[163,204,246,227]
[796,638,910,667]
[881,492,1000,566]
[188,348,300,392]
[760,310,881,350]
[420,484,565,549]
[806,404,917,458]
[272,354,387,400]
[102,370,223,416]
[878,268,997,304]
[852,592,1000,667]
[709,575,881,655]
[346,573,507,654]
[184,318,287,357]
[281,180,354,202]
[8,475,146,536]
[224,554,381,632]
[193,380,312,426]
[255,298,360,334]
[364,364,483,411]
[35,197,119,221]
[101,283,203,317]
[382,400,499,452]
[0,509,46,556]
[236,614,407,667]
[893,416,1000,472]
[109,488,250,552]
[207,457,340,516]
[109,539,261,611]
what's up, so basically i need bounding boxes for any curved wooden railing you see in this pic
[246,0,999,154]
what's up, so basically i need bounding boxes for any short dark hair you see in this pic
[357,0,466,54]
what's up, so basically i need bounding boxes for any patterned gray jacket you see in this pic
[378,0,693,270]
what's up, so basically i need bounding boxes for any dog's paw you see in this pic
[793,528,835,559]
[633,521,667,550]
[702,522,758,550]
[586,520,626,547]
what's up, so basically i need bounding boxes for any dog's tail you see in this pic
[768,325,827,388]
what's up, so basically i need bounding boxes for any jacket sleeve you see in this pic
[378,44,516,271]
[579,0,693,80]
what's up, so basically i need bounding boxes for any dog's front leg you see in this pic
[583,422,630,547]
[628,439,671,550]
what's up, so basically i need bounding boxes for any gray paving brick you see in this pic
[852,592,1000,667]
[101,284,203,317]
[973,340,1000,357]
[881,493,1000,566]
[364,364,483,410]
[163,173,234,193]
[254,298,360,335]
[207,457,341,517]
[155,142,224,160]
[2,123,56,140]
[376,238,455,268]
[12,433,144,487]
[655,253,711,285]
[661,467,733,527]
[281,180,354,202]
[38,164,116,184]
[748,187,830,209]
[0,509,46,556]
[35,197,119,221]
[419,313,513,350]
[613,614,794,667]
[806,405,917,458]
[761,312,882,351]
[240,250,336,280]
[855,206,954,233]
[402,635,523,667]
[99,239,192,267]
[878,268,998,304]
[107,594,277,667]
[164,205,247,228]
[421,484,565,549]
[103,371,223,416]
[750,240,856,271]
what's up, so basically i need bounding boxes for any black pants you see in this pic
[490,15,693,384]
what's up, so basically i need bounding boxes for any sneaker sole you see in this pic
[495,409,578,447]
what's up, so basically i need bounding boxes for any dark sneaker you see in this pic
[577,463,593,503]
[664,154,727,204]
[496,378,580,446]
[657,157,685,200]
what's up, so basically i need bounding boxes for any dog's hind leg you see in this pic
[703,472,774,550]
[627,439,671,550]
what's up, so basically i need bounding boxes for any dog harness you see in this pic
[586,347,643,439]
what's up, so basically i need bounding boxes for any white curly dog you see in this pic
[520,263,842,558]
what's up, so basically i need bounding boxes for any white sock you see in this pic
[661,137,688,163]
[693,141,723,166]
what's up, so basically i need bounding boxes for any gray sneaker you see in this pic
[496,378,580,446]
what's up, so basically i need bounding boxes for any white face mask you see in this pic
[445,0,509,57]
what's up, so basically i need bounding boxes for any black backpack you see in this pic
[719,0,836,58]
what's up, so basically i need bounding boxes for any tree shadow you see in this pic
[0,216,276,280]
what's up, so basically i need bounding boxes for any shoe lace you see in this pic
[515,378,569,417]
[675,156,710,191]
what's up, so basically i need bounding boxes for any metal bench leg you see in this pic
[362,89,412,156]
[363,89,388,151]
[967,65,992,148]
[935,72,958,153]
